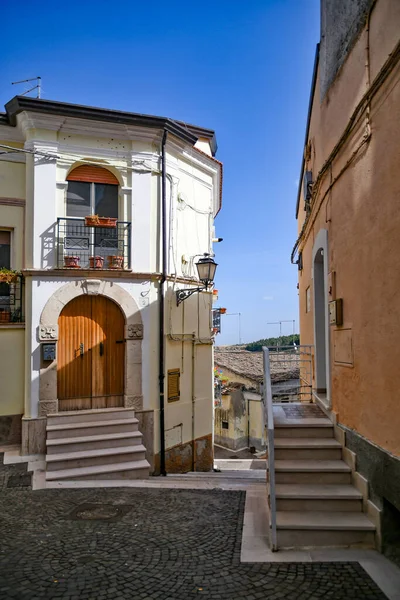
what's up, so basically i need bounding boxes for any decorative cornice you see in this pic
[6,97,198,147]
[21,269,206,287]
[22,269,160,280]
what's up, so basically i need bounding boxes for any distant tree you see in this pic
[245,334,300,352]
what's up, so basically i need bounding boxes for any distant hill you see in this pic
[244,334,300,352]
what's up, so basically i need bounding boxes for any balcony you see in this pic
[0,275,24,323]
[56,218,131,270]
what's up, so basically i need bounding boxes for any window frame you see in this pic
[66,181,119,219]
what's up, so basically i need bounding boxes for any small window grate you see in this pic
[168,369,180,402]
[222,420,229,430]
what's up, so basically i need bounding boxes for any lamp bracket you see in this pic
[176,286,206,306]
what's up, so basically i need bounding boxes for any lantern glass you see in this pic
[196,254,217,287]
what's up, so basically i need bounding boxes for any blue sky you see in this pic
[1,0,320,345]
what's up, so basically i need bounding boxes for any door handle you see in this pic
[99,342,104,356]
[79,343,84,357]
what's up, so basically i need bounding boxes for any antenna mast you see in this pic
[12,76,41,98]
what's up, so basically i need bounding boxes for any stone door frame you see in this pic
[38,279,143,415]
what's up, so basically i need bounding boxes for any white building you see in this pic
[0,96,222,480]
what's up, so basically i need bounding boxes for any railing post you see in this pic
[263,346,277,551]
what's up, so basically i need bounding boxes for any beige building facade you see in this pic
[294,0,400,552]
[0,96,223,475]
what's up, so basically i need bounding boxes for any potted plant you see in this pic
[0,310,11,323]
[107,255,124,269]
[0,268,20,284]
[89,256,104,269]
[64,255,80,268]
[85,215,117,228]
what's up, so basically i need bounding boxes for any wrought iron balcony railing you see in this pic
[0,275,24,323]
[56,218,131,270]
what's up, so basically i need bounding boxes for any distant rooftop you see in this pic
[214,349,300,384]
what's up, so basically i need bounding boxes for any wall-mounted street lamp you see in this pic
[176,253,218,306]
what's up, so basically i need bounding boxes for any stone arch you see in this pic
[38,279,143,416]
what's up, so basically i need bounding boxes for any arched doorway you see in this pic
[312,229,330,406]
[57,295,125,411]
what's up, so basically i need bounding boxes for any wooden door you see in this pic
[57,295,125,411]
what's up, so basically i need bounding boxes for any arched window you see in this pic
[66,165,119,219]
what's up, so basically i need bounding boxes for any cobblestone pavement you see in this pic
[0,453,32,491]
[0,487,388,600]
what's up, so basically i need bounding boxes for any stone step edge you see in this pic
[275,511,376,531]
[46,431,142,446]
[274,438,341,448]
[275,484,362,499]
[45,459,150,480]
[47,408,135,417]
[274,422,333,428]
[46,444,146,462]
[46,418,139,431]
[274,460,351,473]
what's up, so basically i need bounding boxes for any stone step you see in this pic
[46,419,139,440]
[46,445,146,471]
[274,438,342,460]
[275,484,363,512]
[46,431,143,454]
[45,459,150,481]
[275,511,375,549]
[169,470,266,480]
[47,408,135,425]
[274,424,333,439]
[274,460,351,485]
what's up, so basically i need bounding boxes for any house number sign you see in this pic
[42,343,56,361]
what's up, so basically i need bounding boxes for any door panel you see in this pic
[105,297,125,408]
[58,296,92,411]
[57,295,125,410]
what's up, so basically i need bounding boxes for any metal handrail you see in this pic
[263,346,277,551]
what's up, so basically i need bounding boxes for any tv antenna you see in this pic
[12,76,41,99]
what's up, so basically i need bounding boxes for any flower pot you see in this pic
[85,216,117,228]
[89,256,104,269]
[107,255,124,269]
[0,272,18,284]
[0,311,11,323]
[64,255,80,268]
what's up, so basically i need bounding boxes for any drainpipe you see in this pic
[191,332,196,471]
[159,130,168,476]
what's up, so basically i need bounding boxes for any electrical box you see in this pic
[329,299,343,326]
[42,343,56,361]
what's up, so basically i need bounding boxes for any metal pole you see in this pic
[239,313,242,345]
[37,77,41,99]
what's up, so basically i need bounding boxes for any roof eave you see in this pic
[4,96,198,146]
[295,44,320,219]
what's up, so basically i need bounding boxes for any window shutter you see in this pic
[168,369,180,402]
[67,165,119,185]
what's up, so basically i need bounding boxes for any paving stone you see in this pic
[0,484,388,599]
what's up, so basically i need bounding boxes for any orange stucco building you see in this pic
[294,0,400,555]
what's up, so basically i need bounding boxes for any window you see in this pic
[66,182,119,219]
[306,286,311,313]
[64,166,120,267]
[168,369,180,402]
[0,231,11,297]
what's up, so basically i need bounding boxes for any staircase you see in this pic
[269,412,376,549]
[45,408,150,484]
